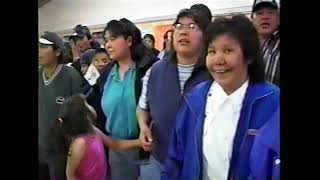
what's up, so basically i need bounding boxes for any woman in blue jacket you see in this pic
[162,16,280,180]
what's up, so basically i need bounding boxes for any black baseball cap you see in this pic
[39,31,64,50]
[252,0,279,12]
[70,25,92,40]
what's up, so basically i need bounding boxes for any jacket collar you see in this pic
[185,80,278,179]
[185,81,277,111]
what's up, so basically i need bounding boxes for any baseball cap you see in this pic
[252,0,279,12]
[70,25,91,40]
[39,31,64,50]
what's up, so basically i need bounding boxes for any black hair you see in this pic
[51,44,65,64]
[58,95,92,136]
[170,8,208,65]
[103,18,150,62]
[63,41,73,64]
[190,4,212,29]
[173,8,209,32]
[94,48,110,59]
[143,34,155,44]
[49,95,93,154]
[204,15,265,84]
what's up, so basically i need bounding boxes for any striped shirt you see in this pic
[261,29,280,87]
[138,63,195,110]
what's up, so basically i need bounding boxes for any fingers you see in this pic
[143,127,153,142]
[139,127,153,152]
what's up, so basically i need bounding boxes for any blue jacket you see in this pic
[162,80,279,180]
[248,108,280,180]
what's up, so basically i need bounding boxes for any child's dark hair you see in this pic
[103,18,151,62]
[204,15,265,84]
[94,48,110,58]
[143,34,155,44]
[58,95,92,136]
[49,95,93,154]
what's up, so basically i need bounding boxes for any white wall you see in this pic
[39,0,273,33]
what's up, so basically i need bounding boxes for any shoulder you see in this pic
[70,137,87,152]
[149,59,174,72]
[61,64,83,79]
[61,64,78,74]
[248,82,280,99]
[68,137,87,163]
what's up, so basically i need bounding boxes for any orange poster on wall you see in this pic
[153,24,173,51]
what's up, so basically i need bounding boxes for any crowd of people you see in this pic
[38,0,280,180]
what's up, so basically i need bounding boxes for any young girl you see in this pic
[55,95,141,180]
[162,16,279,180]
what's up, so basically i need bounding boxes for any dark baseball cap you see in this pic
[39,31,65,50]
[252,0,278,12]
[70,25,91,40]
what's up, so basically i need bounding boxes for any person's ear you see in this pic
[126,36,133,47]
[55,49,61,57]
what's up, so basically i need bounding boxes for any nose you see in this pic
[261,12,270,20]
[105,40,111,47]
[105,41,111,50]
[178,28,189,36]
[213,52,226,65]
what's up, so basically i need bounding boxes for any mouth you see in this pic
[178,39,190,45]
[213,69,231,74]
[107,50,114,54]
[259,23,270,28]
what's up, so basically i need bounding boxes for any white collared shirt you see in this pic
[202,80,249,180]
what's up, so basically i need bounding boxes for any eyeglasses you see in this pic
[173,23,200,31]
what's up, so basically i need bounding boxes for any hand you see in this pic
[139,125,153,152]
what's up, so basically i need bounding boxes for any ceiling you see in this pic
[38,0,51,8]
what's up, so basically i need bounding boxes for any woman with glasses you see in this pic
[137,8,211,180]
